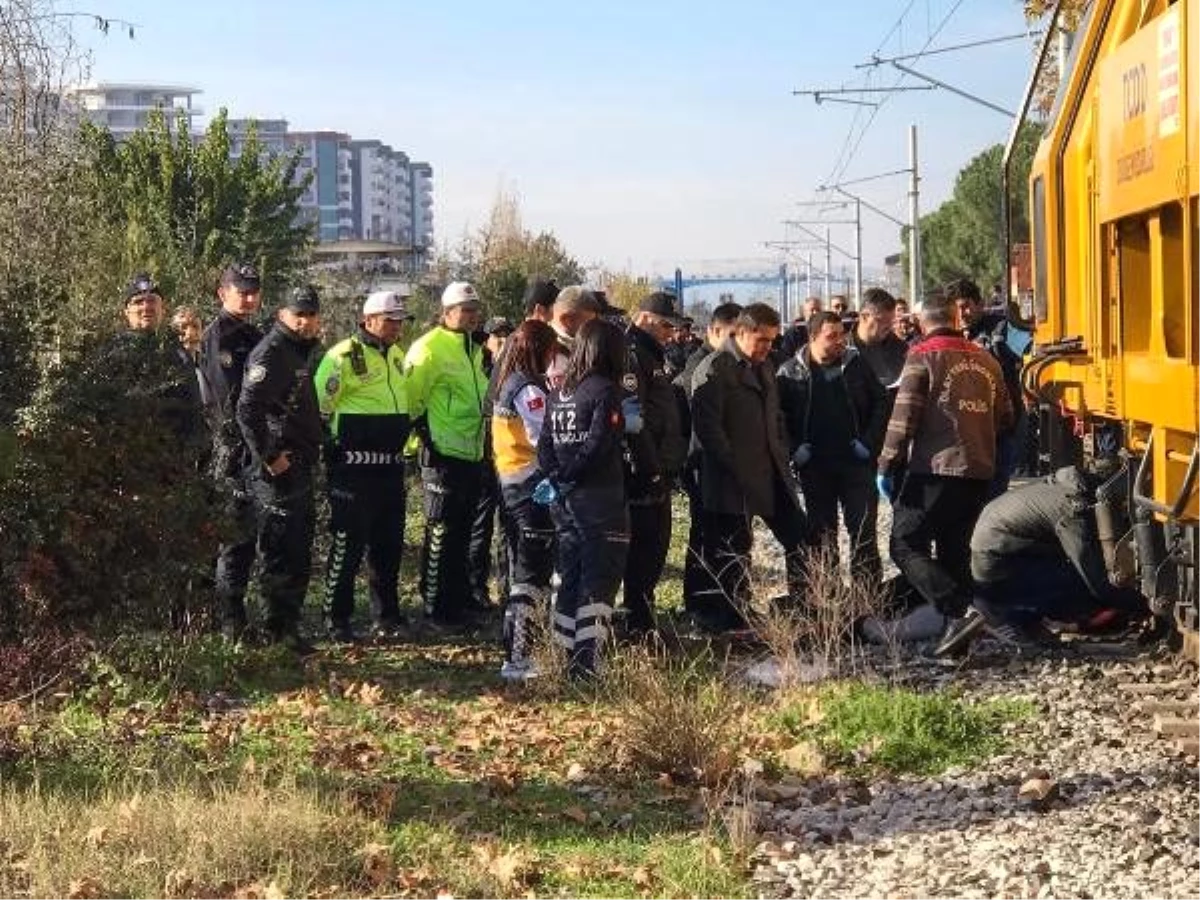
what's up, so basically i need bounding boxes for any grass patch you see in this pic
[0,779,387,898]
[775,682,1032,776]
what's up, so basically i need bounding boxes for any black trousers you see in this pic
[889,473,990,617]
[973,552,1145,627]
[214,460,316,636]
[799,462,881,580]
[420,456,484,623]
[500,483,555,666]
[701,484,808,629]
[681,461,722,621]
[323,468,406,628]
[470,463,502,607]
[552,485,629,677]
[622,494,672,631]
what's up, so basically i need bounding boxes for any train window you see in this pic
[1117,215,1152,353]
[1032,175,1048,324]
[1160,202,1186,360]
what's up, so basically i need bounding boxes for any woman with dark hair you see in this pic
[535,319,630,680]
[492,320,559,680]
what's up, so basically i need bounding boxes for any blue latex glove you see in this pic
[621,396,644,434]
[532,478,559,506]
[791,443,813,469]
[850,439,871,461]
[875,473,896,502]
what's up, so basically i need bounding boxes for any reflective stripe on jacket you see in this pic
[314,330,411,468]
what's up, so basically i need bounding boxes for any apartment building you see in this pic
[409,162,434,253]
[67,82,201,139]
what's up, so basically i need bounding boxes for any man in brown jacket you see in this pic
[877,293,1013,632]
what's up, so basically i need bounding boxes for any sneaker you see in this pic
[985,620,1059,654]
[500,660,541,682]
[932,609,988,658]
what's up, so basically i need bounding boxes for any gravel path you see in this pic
[750,647,1199,899]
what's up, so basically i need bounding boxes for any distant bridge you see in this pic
[655,272,836,292]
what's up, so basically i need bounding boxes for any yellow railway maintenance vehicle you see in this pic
[1014,0,1198,645]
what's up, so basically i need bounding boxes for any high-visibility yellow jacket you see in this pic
[314,329,410,468]
[403,326,487,462]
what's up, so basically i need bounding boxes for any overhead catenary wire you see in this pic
[820,0,970,189]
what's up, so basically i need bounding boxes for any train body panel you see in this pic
[1029,0,1198,616]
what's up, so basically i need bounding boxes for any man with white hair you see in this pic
[314,290,416,642]
[546,285,600,388]
[405,282,490,629]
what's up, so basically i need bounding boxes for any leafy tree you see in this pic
[80,107,314,309]
[902,121,1043,291]
[1022,0,1092,114]
[438,189,585,322]
[0,22,314,638]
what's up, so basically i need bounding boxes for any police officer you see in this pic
[404,281,489,629]
[235,285,324,653]
[107,272,205,446]
[200,262,266,639]
[622,292,689,635]
[314,290,415,642]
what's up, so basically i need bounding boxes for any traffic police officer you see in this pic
[622,292,689,634]
[235,285,324,653]
[314,290,415,642]
[200,262,266,639]
[404,281,489,629]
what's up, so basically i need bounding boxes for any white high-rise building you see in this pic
[409,162,434,253]
[347,140,413,244]
[67,82,202,139]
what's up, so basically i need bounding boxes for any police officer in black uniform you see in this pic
[200,262,266,639]
[621,292,689,634]
[235,285,324,653]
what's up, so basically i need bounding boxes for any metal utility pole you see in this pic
[824,227,833,301]
[806,252,814,300]
[852,195,862,308]
[908,124,922,307]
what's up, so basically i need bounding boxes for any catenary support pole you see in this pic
[908,124,922,306]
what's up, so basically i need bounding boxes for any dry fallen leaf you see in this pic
[360,841,395,885]
[779,741,826,777]
[67,877,104,899]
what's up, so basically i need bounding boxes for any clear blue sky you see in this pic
[79,0,1037,277]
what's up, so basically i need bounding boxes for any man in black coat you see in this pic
[234,285,324,653]
[936,462,1146,656]
[200,262,267,639]
[674,301,742,627]
[691,303,808,631]
[621,292,690,634]
[778,311,888,580]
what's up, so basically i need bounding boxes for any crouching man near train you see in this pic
[935,459,1147,656]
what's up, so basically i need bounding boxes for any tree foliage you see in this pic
[80,107,314,308]
[904,121,1043,291]
[0,5,315,638]
[1023,0,1093,114]
[439,188,585,322]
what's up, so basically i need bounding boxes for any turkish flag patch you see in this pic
[526,396,544,412]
